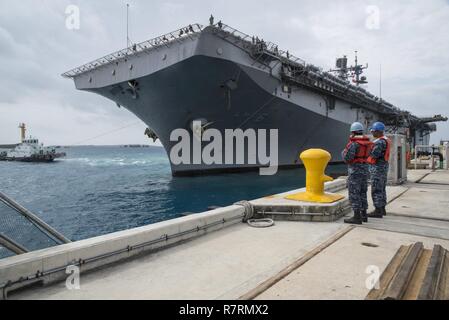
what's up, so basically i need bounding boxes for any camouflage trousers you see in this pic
[347,164,369,211]
[370,163,389,208]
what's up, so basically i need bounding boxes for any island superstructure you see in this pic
[63,21,446,176]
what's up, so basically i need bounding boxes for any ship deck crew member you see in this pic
[367,122,390,218]
[342,122,372,225]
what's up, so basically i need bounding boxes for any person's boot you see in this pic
[381,207,387,216]
[361,209,368,223]
[367,207,383,218]
[344,210,363,225]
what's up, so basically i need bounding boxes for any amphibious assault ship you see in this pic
[63,20,446,176]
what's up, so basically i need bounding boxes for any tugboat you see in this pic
[0,124,66,162]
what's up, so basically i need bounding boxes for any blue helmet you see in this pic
[350,122,364,133]
[370,122,385,132]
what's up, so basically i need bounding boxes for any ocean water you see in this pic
[0,146,346,241]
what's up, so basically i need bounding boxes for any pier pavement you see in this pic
[5,169,449,300]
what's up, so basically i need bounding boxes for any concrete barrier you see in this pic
[0,178,348,299]
[0,205,245,298]
[250,178,350,222]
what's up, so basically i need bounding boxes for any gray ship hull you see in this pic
[68,25,382,176]
[90,56,349,175]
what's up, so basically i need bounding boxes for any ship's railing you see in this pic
[214,23,252,43]
[62,24,204,78]
[281,66,407,116]
[214,23,405,114]
[0,191,70,259]
[216,23,306,66]
[61,20,405,117]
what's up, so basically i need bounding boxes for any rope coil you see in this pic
[234,201,274,228]
[247,218,275,228]
[234,201,254,222]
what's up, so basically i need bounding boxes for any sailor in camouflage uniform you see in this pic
[367,122,391,218]
[342,122,372,225]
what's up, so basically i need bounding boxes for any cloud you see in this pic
[0,0,448,146]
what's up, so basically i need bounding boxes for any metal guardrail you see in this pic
[0,192,70,244]
[0,192,70,259]
[62,24,203,78]
[0,246,14,260]
[0,233,28,255]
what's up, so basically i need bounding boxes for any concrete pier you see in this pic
[2,169,449,300]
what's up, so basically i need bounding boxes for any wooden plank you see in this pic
[366,245,410,299]
[438,252,449,299]
[403,249,432,300]
[381,242,424,300]
[417,245,444,299]
[369,243,449,300]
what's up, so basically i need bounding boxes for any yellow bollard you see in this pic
[285,149,345,203]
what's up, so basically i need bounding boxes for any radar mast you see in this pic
[330,51,368,86]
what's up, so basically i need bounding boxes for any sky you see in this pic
[0,0,448,146]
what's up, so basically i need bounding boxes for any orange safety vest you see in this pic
[344,136,373,164]
[367,136,390,164]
